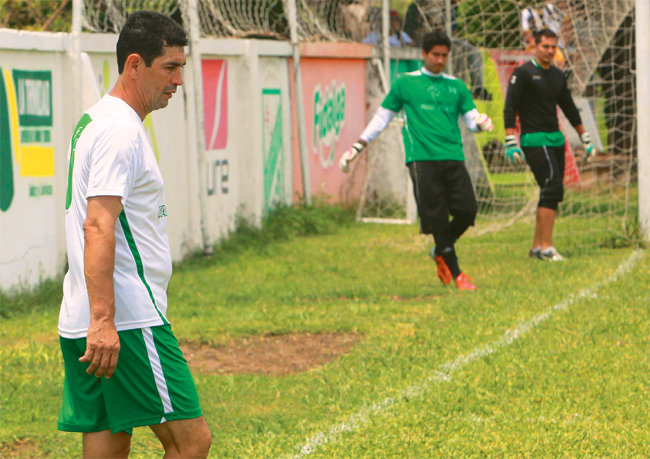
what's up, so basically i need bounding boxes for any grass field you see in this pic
[1,206,648,457]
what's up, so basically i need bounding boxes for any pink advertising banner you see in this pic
[202,59,228,150]
[290,57,367,203]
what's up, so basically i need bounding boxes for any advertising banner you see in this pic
[291,57,366,203]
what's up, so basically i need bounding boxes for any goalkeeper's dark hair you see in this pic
[534,28,558,44]
[421,29,451,53]
[116,11,187,74]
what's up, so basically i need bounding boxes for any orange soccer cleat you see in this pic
[454,272,476,291]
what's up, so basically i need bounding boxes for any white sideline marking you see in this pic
[290,250,644,458]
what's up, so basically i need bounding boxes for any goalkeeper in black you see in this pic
[503,28,595,261]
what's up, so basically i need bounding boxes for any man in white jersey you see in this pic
[58,11,211,457]
[339,30,494,290]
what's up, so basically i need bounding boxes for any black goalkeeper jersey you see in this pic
[503,60,582,135]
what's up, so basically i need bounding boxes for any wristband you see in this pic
[505,135,517,147]
[352,142,365,153]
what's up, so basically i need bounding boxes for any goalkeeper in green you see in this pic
[339,30,494,290]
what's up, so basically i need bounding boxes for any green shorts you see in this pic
[58,324,203,434]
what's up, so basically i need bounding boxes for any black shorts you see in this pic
[522,145,565,210]
[407,160,477,234]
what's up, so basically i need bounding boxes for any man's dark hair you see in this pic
[116,11,188,74]
[534,28,558,44]
[421,29,451,53]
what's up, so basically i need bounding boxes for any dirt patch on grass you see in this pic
[181,332,359,376]
[0,439,43,458]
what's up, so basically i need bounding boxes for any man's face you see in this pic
[140,45,186,112]
[390,17,400,33]
[535,36,557,67]
[422,45,449,74]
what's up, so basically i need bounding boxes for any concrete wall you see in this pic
[0,30,374,293]
[1,31,72,291]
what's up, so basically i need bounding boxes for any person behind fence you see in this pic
[503,28,595,262]
[339,29,494,291]
[57,10,212,458]
[521,1,567,67]
[363,9,413,47]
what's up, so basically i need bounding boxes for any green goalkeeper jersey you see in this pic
[381,69,475,163]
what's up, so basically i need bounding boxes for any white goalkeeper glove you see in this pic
[476,113,494,132]
[339,142,365,173]
[504,135,525,165]
[580,132,595,161]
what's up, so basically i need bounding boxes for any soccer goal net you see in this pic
[80,0,180,32]
[450,0,635,248]
[354,0,640,248]
[79,0,642,246]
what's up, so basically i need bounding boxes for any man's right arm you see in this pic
[503,67,526,164]
[340,78,403,173]
[80,195,123,379]
[504,67,524,130]
[339,106,397,172]
[359,107,397,144]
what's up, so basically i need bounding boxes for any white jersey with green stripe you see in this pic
[59,95,172,339]
[381,68,476,162]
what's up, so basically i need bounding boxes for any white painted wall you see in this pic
[0,35,70,290]
[0,31,297,292]
[196,40,294,243]
[0,31,345,293]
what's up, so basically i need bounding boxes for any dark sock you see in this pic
[440,247,461,278]
[449,215,474,242]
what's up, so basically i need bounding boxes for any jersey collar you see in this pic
[421,67,443,78]
[531,58,552,70]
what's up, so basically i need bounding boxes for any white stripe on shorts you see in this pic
[142,327,174,414]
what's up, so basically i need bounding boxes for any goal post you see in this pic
[636,0,650,241]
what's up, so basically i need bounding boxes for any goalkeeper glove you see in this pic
[504,135,525,165]
[476,113,494,132]
[580,132,595,161]
[339,142,364,173]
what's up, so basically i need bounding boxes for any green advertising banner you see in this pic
[12,70,53,127]
[0,69,14,211]
[262,89,284,211]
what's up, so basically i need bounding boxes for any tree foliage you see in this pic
[0,0,72,32]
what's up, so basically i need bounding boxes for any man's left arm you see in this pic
[558,78,595,159]
[460,84,493,133]
[463,108,494,133]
